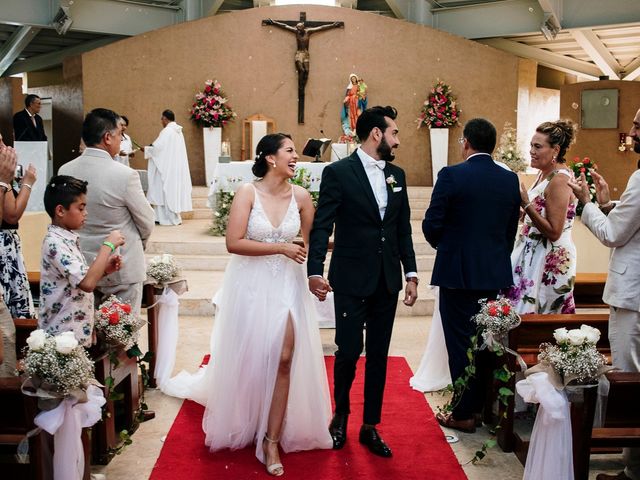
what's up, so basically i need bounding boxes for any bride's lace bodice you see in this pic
[246,185,300,243]
[243,185,300,277]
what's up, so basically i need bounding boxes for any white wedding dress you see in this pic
[166,185,333,463]
[410,287,452,392]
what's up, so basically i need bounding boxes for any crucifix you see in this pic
[263,12,344,124]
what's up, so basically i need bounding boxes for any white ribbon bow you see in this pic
[367,158,386,170]
[34,385,106,480]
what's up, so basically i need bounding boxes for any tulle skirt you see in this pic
[190,254,333,462]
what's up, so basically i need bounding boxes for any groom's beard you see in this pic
[377,136,396,162]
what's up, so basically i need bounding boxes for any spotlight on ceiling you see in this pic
[540,13,560,41]
[53,6,73,36]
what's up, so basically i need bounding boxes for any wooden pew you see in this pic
[91,347,140,465]
[496,313,610,454]
[141,283,159,389]
[574,273,607,309]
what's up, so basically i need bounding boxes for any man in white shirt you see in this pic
[116,115,135,166]
[145,110,193,225]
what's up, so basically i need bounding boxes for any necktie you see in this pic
[31,115,37,127]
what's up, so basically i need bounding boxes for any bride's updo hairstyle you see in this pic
[536,120,577,164]
[252,133,292,178]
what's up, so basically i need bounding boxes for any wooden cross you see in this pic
[263,12,344,124]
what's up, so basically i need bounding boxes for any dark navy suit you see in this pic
[423,153,520,420]
[13,109,47,142]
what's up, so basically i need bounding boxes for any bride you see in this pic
[176,133,333,475]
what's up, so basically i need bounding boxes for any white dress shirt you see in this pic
[357,148,388,219]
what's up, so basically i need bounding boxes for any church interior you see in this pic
[2,1,640,479]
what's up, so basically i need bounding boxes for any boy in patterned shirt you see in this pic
[39,175,125,346]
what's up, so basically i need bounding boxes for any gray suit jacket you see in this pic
[58,148,155,287]
[581,170,640,311]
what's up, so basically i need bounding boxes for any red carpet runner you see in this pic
[150,356,467,479]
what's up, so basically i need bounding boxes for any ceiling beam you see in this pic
[384,0,409,19]
[623,57,640,82]
[0,26,41,76]
[0,0,181,36]
[429,0,640,39]
[479,37,601,80]
[2,36,119,76]
[571,29,620,80]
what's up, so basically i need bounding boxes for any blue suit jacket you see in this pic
[423,153,520,290]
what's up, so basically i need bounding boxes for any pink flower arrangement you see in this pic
[417,80,461,128]
[190,79,236,128]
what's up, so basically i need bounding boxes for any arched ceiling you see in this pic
[1,0,639,81]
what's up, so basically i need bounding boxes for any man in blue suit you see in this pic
[423,118,520,433]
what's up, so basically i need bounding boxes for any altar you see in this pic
[207,161,330,206]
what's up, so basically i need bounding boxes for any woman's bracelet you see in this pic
[523,202,533,211]
[0,181,10,193]
[598,200,614,210]
[21,183,32,190]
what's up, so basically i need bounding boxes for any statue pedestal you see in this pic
[429,128,449,185]
[203,127,222,186]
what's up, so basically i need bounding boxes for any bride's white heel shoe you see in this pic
[263,435,284,476]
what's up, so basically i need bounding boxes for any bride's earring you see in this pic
[270,162,276,168]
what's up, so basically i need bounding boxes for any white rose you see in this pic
[567,329,587,346]
[553,327,569,343]
[580,324,601,344]
[161,253,173,264]
[26,329,47,351]
[55,331,79,354]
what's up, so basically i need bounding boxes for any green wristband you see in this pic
[102,241,116,253]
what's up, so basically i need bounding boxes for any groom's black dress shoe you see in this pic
[359,426,392,458]
[329,414,348,449]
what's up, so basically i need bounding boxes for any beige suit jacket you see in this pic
[58,148,155,287]
[581,170,640,312]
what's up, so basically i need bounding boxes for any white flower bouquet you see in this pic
[22,330,95,397]
[538,324,608,384]
[147,253,180,283]
[95,296,145,350]
[473,298,521,349]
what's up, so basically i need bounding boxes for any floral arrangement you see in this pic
[494,122,527,172]
[147,253,180,284]
[568,156,598,215]
[23,330,94,396]
[473,298,521,344]
[290,167,320,207]
[95,296,145,350]
[190,79,236,128]
[417,80,461,128]
[210,191,235,236]
[538,324,608,384]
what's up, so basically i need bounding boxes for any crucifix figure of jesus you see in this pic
[263,12,343,124]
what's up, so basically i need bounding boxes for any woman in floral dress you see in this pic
[505,120,578,314]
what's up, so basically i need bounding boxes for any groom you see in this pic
[308,105,418,457]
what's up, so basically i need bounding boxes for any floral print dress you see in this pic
[505,169,577,314]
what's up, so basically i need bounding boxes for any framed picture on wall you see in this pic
[581,89,618,129]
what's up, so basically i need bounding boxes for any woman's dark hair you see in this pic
[44,175,88,219]
[252,133,292,178]
[162,109,175,122]
[536,120,577,164]
[82,108,120,147]
[355,105,397,141]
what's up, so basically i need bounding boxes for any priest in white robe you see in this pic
[146,110,193,225]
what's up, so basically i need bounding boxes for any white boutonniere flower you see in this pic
[386,175,397,189]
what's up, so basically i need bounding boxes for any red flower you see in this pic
[501,304,511,315]
[101,307,109,314]
[583,158,590,164]
[121,304,131,314]
[108,312,120,325]
[205,85,211,93]
[580,167,586,173]
[488,306,498,316]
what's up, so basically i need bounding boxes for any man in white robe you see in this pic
[146,110,193,225]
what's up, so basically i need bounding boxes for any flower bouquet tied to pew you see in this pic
[95,296,146,350]
[147,253,181,284]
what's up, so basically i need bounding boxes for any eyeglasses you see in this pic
[458,137,465,144]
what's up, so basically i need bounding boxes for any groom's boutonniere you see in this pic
[386,174,402,192]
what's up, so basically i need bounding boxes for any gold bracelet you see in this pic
[0,181,10,193]
[21,183,32,190]
[599,201,614,210]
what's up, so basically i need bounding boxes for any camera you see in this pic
[15,164,23,180]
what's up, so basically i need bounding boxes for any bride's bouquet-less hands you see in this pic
[537,324,609,385]
[22,329,95,399]
[147,253,181,284]
[95,296,145,350]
